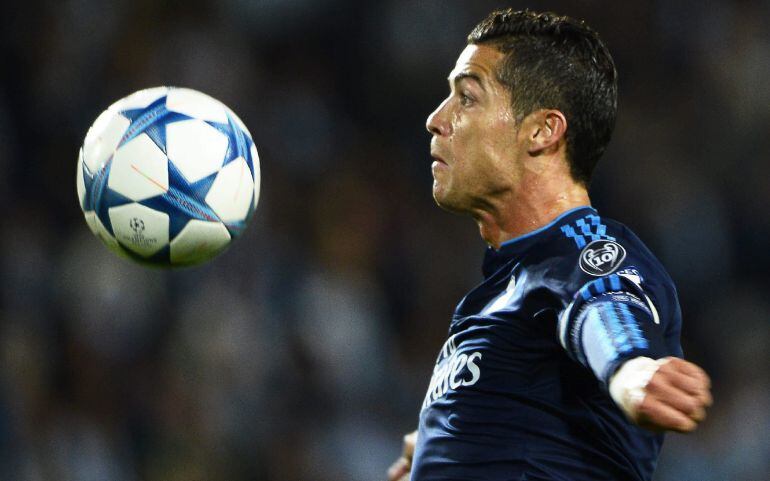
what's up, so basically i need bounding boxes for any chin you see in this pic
[432,186,466,214]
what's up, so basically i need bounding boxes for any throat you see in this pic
[475,197,592,249]
[476,217,540,249]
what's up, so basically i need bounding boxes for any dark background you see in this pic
[1,1,768,480]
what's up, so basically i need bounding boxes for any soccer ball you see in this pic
[76,87,260,267]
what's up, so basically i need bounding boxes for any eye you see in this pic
[459,92,475,106]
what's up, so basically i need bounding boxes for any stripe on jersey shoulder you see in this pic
[561,213,616,250]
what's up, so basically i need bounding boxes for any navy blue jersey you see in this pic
[412,206,683,481]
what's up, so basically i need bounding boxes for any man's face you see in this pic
[427,44,521,214]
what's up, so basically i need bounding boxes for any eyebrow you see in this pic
[449,72,486,91]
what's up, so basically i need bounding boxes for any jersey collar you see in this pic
[482,206,596,278]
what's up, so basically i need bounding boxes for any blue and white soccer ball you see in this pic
[76,87,260,267]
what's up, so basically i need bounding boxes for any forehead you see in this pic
[449,44,504,83]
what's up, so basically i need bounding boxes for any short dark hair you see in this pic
[468,9,618,186]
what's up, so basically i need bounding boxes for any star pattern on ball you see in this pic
[118,95,195,154]
[138,159,220,239]
[205,114,256,178]
[203,114,258,227]
[80,161,133,235]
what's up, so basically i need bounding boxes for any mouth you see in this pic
[431,153,448,178]
[430,150,447,166]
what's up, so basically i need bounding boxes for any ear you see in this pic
[525,109,567,156]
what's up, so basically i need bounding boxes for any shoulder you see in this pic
[524,211,677,300]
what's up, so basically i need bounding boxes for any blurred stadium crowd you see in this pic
[1,0,768,480]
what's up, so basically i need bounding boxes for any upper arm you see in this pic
[557,270,678,385]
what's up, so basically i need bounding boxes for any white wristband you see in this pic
[609,356,669,420]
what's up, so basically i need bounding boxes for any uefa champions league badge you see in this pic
[579,239,626,276]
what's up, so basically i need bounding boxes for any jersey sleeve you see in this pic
[557,270,675,386]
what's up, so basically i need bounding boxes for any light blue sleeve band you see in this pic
[573,298,652,384]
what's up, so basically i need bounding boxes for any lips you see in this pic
[430,150,448,165]
[431,151,448,177]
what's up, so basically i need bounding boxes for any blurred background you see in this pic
[1,0,768,480]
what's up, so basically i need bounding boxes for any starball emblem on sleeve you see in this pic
[579,239,627,276]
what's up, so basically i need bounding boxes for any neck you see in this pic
[474,181,591,249]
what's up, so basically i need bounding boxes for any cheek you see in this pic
[447,108,516,174]
[483,115,518,163]
[448,114,479,153]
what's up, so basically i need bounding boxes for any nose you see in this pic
[426,97,450,136]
